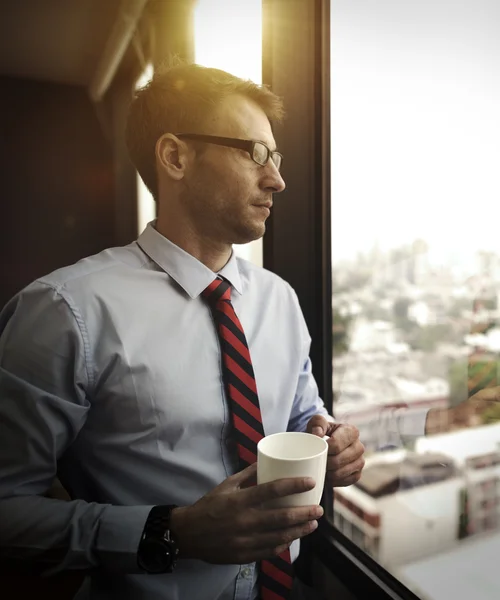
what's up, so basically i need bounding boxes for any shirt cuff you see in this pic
[395,408,429,438]
[96,504,154,573]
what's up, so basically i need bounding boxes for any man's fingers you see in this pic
[240,476,316,506]
[328,456,365,482]
[256,504,324,531]
[470,386,500,404]
[327,441,364,470]
[327,469,362,488]
[222,463,258,491]
[327,424,360,454]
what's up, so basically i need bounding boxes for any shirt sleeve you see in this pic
[0,282,152,574]
[286,289,332,433]
[372,406,429,449]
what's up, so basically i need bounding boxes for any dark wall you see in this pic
[0,76,115,309]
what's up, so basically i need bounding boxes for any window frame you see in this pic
[262,1,422,598]
[262,0,333,416]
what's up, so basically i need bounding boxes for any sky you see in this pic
[194,0,262,86]
[330,0,500,264]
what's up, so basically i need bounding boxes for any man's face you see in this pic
[181,94,286,246]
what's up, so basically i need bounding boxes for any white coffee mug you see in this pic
[257,432,328,508]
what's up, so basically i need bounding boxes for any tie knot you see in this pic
[203,277,231,305]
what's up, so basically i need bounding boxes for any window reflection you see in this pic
[330,1,500,597]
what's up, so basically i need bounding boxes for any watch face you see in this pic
[138,539,174,574]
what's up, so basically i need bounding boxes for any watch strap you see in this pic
[137,504,179,573]
[143,504,178,539]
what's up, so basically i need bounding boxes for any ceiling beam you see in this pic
[89,0,148,102]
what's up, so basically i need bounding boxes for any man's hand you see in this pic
[467,385,500,416]
[307,415,365,487]
[426,386,500,433]
[455,385,500,425]
[169,463,323,565]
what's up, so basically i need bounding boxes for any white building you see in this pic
[408,300,433,326]
[334,424,500,568]
[417,423,500,537]
[415,423,500,466]
[348,319,397,353]
[334,450,462,566]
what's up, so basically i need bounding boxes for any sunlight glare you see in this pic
[194,0,262,84]
[136,63,156,235]
[194,0,263,266]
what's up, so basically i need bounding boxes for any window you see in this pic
[194,0,263,267]
[330,1,500,598]
[136,63,156,236]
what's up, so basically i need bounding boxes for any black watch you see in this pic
[137,505,179,574]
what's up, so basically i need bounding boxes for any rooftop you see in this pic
[356,451,455,498]
[398,529,500,600]
[416,422,500,466]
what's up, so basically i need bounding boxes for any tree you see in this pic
[448,360,469,409]
[481,403,500,425]
[393,297,414,333]
[448,297,472,319]
[332,309,351,356]
[449,355,500,410]
[409,323,461,352]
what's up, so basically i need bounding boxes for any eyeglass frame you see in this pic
[174,133,283,171]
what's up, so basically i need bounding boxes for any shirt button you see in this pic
[240,566,252,579]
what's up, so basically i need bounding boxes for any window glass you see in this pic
[194,0,263,267]
[136,63,155,235]
[331,2,500,598]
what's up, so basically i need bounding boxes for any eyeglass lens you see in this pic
[253,142,282,171]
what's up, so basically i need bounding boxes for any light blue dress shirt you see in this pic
[0,223,331,600]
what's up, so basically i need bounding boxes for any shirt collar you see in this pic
[136,222,243,299]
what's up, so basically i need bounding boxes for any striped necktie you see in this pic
[203,277,293,600]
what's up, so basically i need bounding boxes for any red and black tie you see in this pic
[203,277,293,600]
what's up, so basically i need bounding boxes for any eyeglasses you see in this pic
[175,134,283,172]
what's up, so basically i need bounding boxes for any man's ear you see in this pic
[156,134,190,181]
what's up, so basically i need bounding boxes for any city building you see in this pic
[334,423,500,568]
[333,450,461,566]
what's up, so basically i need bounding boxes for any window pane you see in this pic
[330,2,500,599]
[194,0,263,267]
[136,64,156,236]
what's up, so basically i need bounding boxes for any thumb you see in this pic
[307,414,330,437]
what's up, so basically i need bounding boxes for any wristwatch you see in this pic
[137,505,179,574]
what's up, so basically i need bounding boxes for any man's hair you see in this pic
[125,61,285,200]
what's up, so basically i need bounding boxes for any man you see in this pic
[0,63,364,600]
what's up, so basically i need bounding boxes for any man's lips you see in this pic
[252,204,271,216]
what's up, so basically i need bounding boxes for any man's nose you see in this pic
[263,161,286,193]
